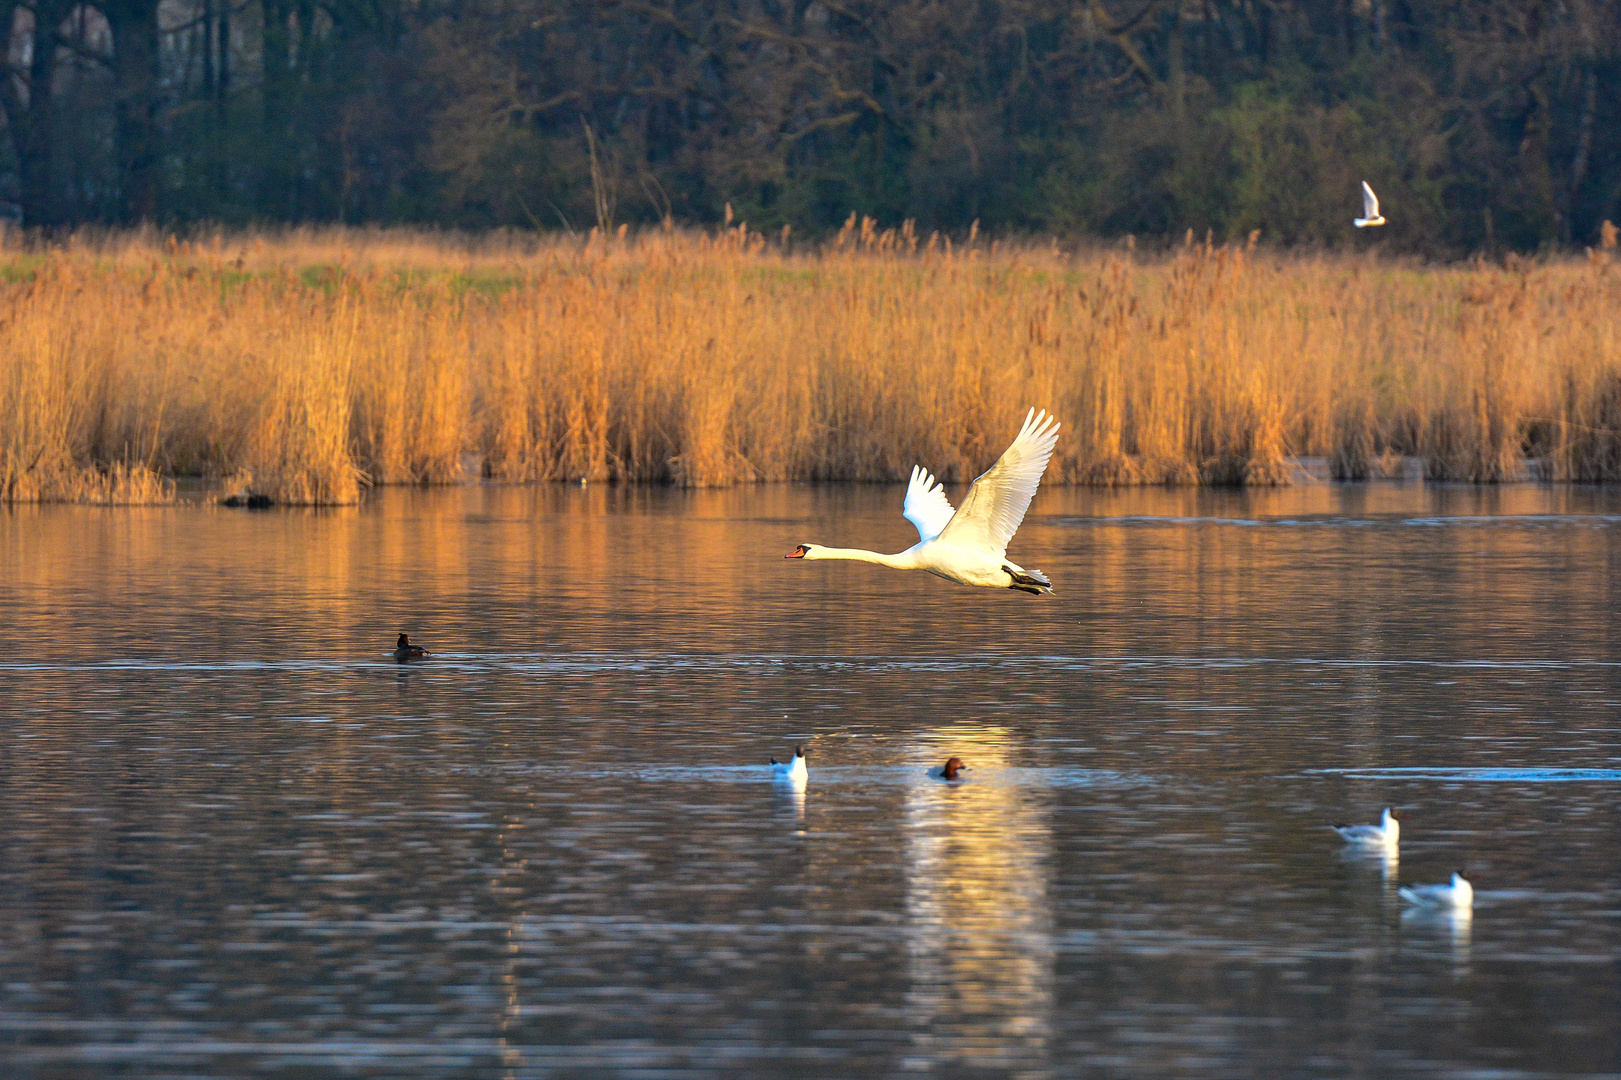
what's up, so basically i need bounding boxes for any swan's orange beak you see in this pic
[784,546,806,559]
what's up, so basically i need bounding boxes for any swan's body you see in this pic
[1332,807,1400,850]
[771,745,808,789]
[393,633,430,662]
[787,408,1061,594]
[1400,872,1473,909]
[1355,181,1386,227]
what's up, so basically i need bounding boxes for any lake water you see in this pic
[2,482,1620,1079]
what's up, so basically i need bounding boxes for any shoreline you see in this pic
[5,457,1611,512]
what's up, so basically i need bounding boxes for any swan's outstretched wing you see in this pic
[903,465,956,543]
[1361,181,1379,220]
[937,408,1061,558]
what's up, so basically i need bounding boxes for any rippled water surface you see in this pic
[3,483,1621,1079]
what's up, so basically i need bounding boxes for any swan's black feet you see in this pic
[1003,565,1053,595]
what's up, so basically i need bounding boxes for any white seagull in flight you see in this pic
[1355,181,1386,228]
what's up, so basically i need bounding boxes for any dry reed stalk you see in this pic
[1551,370,1621,481]
[350,278,471,484]
[68,463,177,505]
[1329,398,1380,481]
[3,229,1621,503]
[1547,262,1621,481]
[0,260,174,503]
[232,292,364,505]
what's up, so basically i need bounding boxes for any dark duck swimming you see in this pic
[393,633,430,662]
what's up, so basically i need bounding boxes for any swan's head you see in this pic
[941,757,967,781]
[785,544,817,559]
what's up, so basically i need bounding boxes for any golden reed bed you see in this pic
[3,224,1619,505]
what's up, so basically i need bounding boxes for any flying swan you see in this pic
[786,408,1061,594]
[1354,181,1386,228]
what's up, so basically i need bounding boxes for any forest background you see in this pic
[2,0,1618,253]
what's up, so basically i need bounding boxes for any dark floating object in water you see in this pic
[393,633,430,662]
[222,492,275,508]
[939,757,967,781]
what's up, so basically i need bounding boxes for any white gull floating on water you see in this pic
[1331,807,1401,851]
[1400,872,1474,909]
[771,746,808,790]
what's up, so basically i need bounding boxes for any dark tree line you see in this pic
[3,0,1618,252]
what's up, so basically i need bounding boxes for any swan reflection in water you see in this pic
[902,726,1053,1073]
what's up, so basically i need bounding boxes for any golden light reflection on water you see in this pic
[903,725,1053,1074]
[5,481,1621,671]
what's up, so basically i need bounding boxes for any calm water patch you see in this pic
[1307,767,1621,782]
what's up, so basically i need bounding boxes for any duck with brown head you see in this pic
[393,633,430,662]
[937,757,968,781]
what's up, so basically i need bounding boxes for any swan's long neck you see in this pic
[808,546,917,570]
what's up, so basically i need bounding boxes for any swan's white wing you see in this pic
[1361,181,1379,219]
[936,408,1061,558]
[903,465,956,543]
